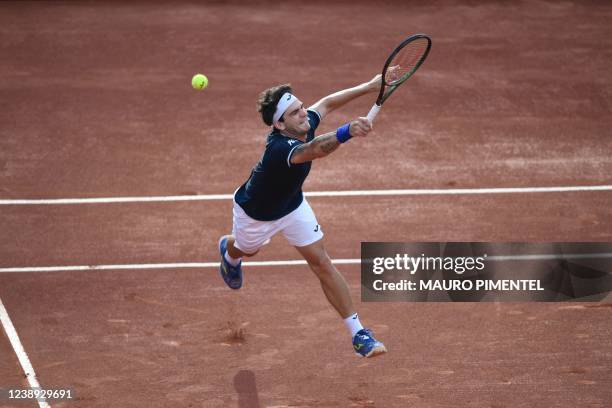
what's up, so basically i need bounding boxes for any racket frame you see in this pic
[367,33,432,122]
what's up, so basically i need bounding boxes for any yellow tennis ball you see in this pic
[191,73,208,90]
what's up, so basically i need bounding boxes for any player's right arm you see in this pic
[289,118,372,165]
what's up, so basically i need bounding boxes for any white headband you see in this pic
[273,92,298,123]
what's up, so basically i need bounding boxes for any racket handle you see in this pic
[366,103,381,122]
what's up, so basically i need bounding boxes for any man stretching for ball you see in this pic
[218,75,386,358]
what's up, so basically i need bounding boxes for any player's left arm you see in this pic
[308,74,382,119]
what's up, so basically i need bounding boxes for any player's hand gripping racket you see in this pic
[366,34,432,122]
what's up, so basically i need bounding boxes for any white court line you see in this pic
[0,254,610,273]
[0,185,611,205]
[0,259,356,273]
[0,298,50,408]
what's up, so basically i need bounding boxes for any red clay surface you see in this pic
[1,1,611,407]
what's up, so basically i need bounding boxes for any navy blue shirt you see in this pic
[234,109,321,221]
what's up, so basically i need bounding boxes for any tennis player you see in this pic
[218,75,387,358]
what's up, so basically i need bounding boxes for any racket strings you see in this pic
[385,38,429,85]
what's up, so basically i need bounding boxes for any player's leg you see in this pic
[294,239,386,358]
[282,199,387,357]
[224,235,258,259]
[218,201,273,290]
[294,238,354,318]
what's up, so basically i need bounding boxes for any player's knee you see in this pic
[232,247,258,258]
[307,253,333,277]
[229,238,259,258]
[243,249,259,257]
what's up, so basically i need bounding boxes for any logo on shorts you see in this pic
[314,225,320,232]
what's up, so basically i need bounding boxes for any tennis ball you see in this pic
[191,73,208,90]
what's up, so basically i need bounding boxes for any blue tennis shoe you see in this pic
[218,236,243,290]
[353,328,387,358]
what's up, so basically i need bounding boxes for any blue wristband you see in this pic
[336,123,352,143]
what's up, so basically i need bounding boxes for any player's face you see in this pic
[277,99,310,137]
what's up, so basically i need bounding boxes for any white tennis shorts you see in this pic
[232,198,324,254]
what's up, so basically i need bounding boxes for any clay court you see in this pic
[1,1,611,407]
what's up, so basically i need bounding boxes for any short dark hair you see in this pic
[257,84,293,126]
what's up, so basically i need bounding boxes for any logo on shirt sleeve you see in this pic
[287,140,297,146]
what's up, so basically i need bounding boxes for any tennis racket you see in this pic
[366,34,432,122]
